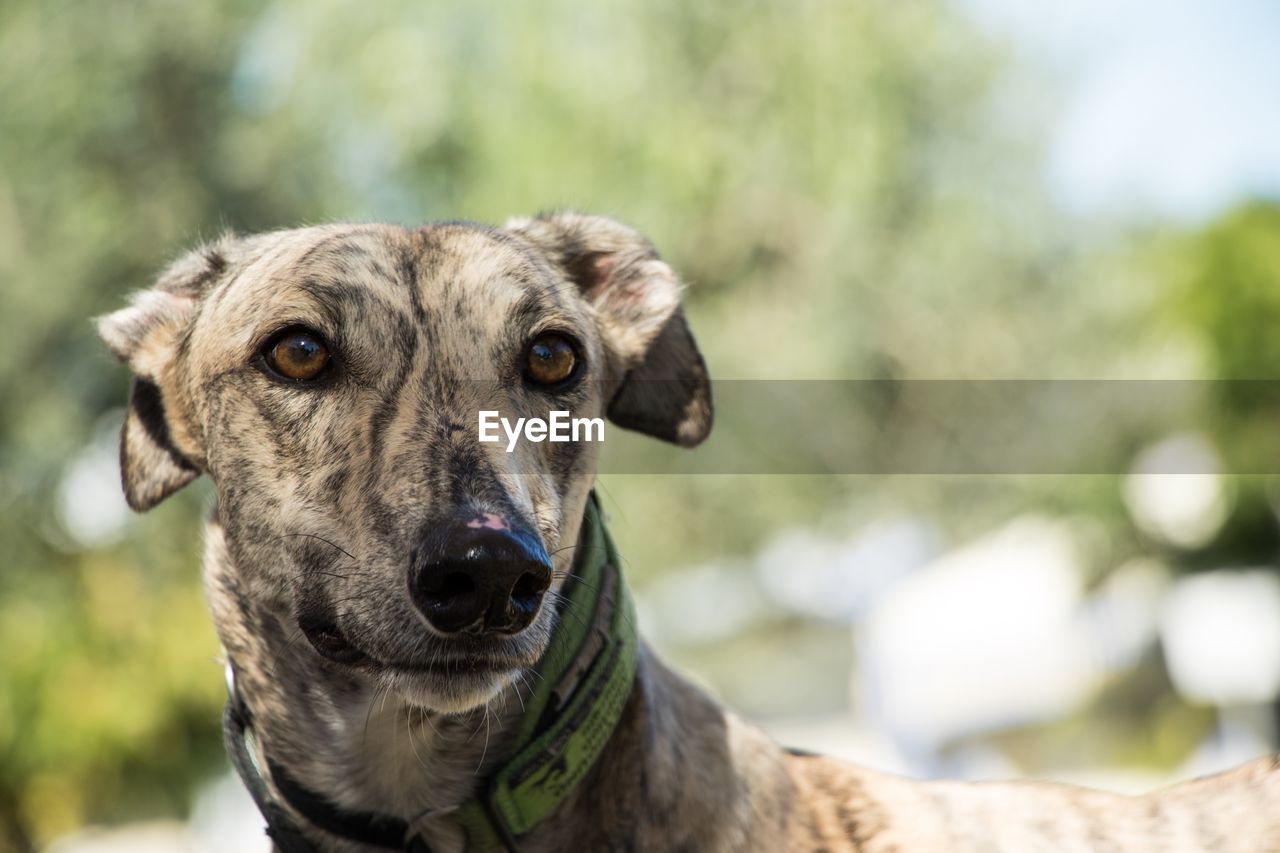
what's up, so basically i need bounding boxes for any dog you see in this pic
[99,212,1280,851]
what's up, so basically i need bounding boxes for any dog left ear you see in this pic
[97,240,232,510]
[506,212,713,447]
[98,289,201,511]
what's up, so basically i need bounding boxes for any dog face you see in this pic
[98,213,711,713]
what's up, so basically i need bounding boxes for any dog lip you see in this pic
[387,655,517,676]
[369,628,548,678]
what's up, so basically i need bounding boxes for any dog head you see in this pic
[98,213,711,712]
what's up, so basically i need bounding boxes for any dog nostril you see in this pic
[434,570,476,602]
[511,570,549,605]
[412,567,486,633]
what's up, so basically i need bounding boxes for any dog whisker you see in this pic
[510,670,530,714]
[274,531,360,563]
[548,544,639,586]
[548,543,611,560]
[363,680,392,752]
[407,710,428,774]
[476,705,493,773]
[550,570,603,596]
[418,703,441,740]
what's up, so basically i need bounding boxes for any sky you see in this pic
[956,0,1280,223]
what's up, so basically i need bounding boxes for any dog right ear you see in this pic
[505,212,713,447]
[97,243,228,511]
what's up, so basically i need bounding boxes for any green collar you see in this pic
[223,493,639,852]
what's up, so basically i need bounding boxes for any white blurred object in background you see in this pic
[46,822,191,853]
[853,515,1177,775]
[1123,433,1227,549]
[640,515,938,645]
[757,517,939,622]
[188,771,271,853]
[857,517,1099,761]
[1159,569,1280,706]
[638,559,764,645]
[1081,558,1171,673]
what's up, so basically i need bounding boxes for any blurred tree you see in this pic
[1178,204,1280,384]
[1160,203,1280,572]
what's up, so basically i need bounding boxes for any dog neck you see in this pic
[209,494,636,850]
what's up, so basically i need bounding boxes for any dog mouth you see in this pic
[379,644,543,712]
[389,656,515,676]
[300,618,537,679]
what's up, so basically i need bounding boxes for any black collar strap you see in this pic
[223,493,638,852]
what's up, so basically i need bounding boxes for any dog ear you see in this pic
[97,242,229,510]
[506,212,713,447]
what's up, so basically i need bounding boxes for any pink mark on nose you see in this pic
[465,512,509,531]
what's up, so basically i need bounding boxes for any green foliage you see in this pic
[1179,203,1280,382]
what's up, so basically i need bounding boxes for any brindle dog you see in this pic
[100,213,1280,851]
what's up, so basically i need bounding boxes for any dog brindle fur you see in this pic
[99,212,1280,851]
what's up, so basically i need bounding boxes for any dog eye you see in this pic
[264,328,331,382]
[524,333,578,387]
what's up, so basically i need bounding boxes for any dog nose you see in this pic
[410,524,552,635]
